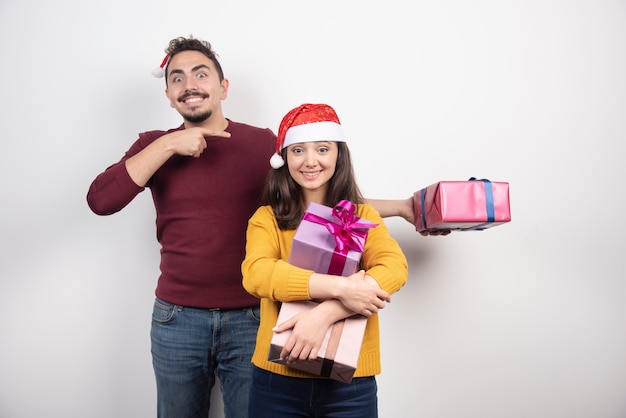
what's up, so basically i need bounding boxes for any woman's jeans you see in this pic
[151,297,260,418]
[248,366,378,417]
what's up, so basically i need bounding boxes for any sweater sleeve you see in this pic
[241,206,313,301]
[358,204,409,295]
[86,136,150,216]
[86,162,145,215]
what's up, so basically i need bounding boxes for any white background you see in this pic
[1,1,625,417]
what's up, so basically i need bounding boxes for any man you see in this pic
[87,36,422,418]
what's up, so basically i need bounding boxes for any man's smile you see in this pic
[179,93,208,105]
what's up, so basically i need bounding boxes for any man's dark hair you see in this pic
[164,36,224,83]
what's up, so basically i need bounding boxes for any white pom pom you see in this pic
[151,67,165,78]
[270,153,284,169]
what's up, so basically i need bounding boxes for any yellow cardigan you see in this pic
[242,203,408,379]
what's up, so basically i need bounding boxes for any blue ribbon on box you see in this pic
[420,177,495,231]
[465,177,494,230]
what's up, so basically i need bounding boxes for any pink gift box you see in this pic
[414,179,511,232]
[269,200,376,383]
[269,301,368,383]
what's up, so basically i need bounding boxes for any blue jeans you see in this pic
[151,297,260,418]
[248,366,378,417]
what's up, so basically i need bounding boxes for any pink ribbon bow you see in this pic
[302,200,378,269]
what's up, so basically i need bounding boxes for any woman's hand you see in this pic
[274,304,336,362]
[336,270,390,317]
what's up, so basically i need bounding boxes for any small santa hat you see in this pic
[151,54,170,78]
[270,103,345,169]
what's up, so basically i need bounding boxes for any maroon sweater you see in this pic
[87,120,276,309]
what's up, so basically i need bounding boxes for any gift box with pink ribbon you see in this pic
[414,178,511,232]
[288,200,377,276]
[269,200,377,383]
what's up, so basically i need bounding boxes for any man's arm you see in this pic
[125,126,229,186]
[366,197,414,224]
[366,197,450,236]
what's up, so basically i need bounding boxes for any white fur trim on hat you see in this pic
[282,121,345,150]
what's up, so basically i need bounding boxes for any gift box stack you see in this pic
[269,200,376,383]
[414,178,511,232]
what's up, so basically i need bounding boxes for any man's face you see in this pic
[165,50,228,124]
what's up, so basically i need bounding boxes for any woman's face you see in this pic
[286,141,338,203]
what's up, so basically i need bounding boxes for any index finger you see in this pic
[272,315,296,334]
[200,127,231,138]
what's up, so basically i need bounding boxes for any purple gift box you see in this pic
[414,178,511,232]
[287,201,375,276]
[269,200,376,383]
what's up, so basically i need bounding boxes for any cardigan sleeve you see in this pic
[358,204,409,295]
[241,206,313,301]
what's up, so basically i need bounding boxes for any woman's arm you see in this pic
[308,270,390,317]
[241,206,312,301]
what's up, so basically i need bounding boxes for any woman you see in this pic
[242,103,408,417]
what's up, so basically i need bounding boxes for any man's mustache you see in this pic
[179,91,209,102]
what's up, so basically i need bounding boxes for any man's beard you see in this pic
[183,109,212,124]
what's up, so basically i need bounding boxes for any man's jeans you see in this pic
[151,297,260,418]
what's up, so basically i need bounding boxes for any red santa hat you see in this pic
[151,54,170,78]
[270,103,345,169]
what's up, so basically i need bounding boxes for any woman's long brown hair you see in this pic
[261,142,364,230]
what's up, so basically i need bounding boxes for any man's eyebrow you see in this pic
[191,64,211,73]
[168,64,211,77]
